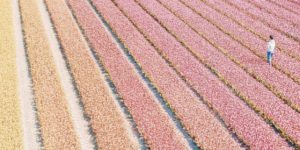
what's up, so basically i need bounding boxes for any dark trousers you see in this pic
[267,51,273,64]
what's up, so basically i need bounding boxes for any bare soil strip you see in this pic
[13,0,40,149]
[38,0,95,149]
[19,0,80,149]
[44,0,142,148]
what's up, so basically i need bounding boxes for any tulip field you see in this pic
[1,0,300,149]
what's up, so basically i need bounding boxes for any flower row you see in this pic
[19,0,81,148]
[96,0,244,149]
[118,0,293,148]
[226,0,300,50]
[45,0,145,149]
[67,0,192,149]
[0,0,23,149]
[153,0,300,147]
[180,0,300,111]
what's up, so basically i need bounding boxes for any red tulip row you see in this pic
[226,0,300,43]
[146,0,300,147]
[111,0,292,149]
[166,0,300,113]
[43,0,141,149]
[19,0,80,149]
[269,0,300,16]
[82,0,243,149]
[246,0,300,27]
[66,0,193,149]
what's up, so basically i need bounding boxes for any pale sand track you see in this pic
[1,0,299,149]
[13,0,40,149]
[37,0,95,149]
[44,0,141,148]
[19,0,80,148]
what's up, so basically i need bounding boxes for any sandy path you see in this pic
[44,0,141,149]
[19,0,80,149]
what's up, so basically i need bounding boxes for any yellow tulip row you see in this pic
[0,0,23,149]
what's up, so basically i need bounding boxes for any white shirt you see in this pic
[267,39,276,53]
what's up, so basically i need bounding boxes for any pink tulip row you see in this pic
[93,0,248,149]
[289,0,300,6]
[270,0,300,16]
[200,0,300,62]
[135,0,300,146]
[175,0,300,118]
[147,0,300,146]
[44,0,142,149]
[113,0,293,148]
[161,0,300,110]
[67,0,195,149]
[87,0,244,149]
[226,0,300,43]
[203,0,300,63]
[204,0,300,79]
[246,0,300,27]
[195,1,300,84]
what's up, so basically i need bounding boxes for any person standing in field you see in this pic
[267,35,276,65]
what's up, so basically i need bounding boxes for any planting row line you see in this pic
[217,0,300,60]
[44,0,143,149]
[197,1,300,84]
[110,0,292,148]
[177,0,300,112]
[85,0,244,149]
[153,0,300,146]
[67,0,238,149]
[68,0,192,149]
[231,1,300,54]
[202,1,300,75]
[189,0,300,87]
[19,0,80,149]
[246,0,300,27]
[225,0,300,43]
[268,0,300,16]
[132,0,300,147]
[232,1,300,64]
[0,0,23,149]
[177,0,300,116]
